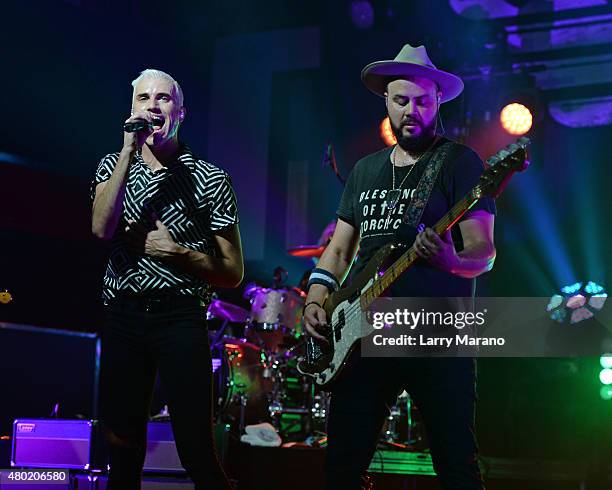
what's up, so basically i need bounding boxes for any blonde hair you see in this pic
[131,69,184,106]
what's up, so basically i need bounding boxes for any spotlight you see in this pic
[380,117,397,146]
[498,86,541,135]
[601,353,612,369]
[500,103,533,135]
[599,368,612,385]
[599,355,612,400]
[547,281,607,325]
[600,385,612,400]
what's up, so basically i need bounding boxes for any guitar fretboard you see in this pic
[360,191,479,310]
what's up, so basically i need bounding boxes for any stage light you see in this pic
[599,368,612,385]
[547,281,607,325]
[585,281,605,294]
[600,385,612,400]
[601,354,612,369]
[561,282,582,295]
[500,103,533,135]
[381,117,397,146]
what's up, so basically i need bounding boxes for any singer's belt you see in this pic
[105,294,204,314]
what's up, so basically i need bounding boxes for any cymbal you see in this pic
[286,244,326,258]
[207,299,250,323]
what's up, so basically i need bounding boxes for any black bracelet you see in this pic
[302,301,323,316]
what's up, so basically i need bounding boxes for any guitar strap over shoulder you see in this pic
[400,139,454,230]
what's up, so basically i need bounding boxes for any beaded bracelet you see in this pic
[302,300,323,316]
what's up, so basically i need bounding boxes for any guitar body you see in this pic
[297,243,396,386]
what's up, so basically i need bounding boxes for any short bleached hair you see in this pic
[131,69,184,106]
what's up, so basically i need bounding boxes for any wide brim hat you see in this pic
[361,44,464,103]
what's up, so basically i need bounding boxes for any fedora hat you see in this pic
[361,43,464,103]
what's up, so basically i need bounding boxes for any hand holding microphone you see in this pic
[122,111,154,152]
[124,120,153,133]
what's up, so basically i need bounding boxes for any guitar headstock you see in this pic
[475,137,530,199]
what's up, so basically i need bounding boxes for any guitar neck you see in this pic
[360,191,479,310]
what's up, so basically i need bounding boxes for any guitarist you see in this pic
[303,44,496,489]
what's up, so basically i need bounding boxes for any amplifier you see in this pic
[11,419,98,470]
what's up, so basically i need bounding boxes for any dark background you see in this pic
[1,0,610,472]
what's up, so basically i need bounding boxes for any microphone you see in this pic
[124,120,153,133]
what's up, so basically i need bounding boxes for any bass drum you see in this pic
[211,337,273,427]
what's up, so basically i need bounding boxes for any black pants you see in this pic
[325,355,484,490]
[98,301,230,490]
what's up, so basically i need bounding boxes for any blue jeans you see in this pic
[98,300,230,490]
[325,354,484,489]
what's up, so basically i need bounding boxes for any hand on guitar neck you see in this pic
[414,227,458,271]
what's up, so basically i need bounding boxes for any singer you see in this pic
[90,69,243,490]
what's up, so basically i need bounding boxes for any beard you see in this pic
[390,115,437,153]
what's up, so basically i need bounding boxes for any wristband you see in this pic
[307,268,340,293]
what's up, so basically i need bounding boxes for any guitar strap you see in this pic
[399,138,454,231]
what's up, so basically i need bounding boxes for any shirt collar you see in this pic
[176,144,197,172]
[135,143,197,173]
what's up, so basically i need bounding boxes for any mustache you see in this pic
[401,118,421,127]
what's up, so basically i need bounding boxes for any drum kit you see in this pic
[178,223,423,446]
[207,280,330,441]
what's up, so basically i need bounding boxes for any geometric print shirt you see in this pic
[90,145,239,304]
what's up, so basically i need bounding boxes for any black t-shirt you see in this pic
[337,137,496,298]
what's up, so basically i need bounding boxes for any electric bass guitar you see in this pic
[297,137,530,386]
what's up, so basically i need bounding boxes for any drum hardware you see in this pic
[286,220,338,260]
[207,296,250,324]
[237,393,248,434]
[384,403,402,443]
[380,391,423,448]
[272,266,289,289]
[210,319,231,347]
[207,296,250,344]
[150,404,170,421]
[286,245,327,258]
[310,392,330,428]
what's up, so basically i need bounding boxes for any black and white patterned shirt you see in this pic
[90,145,239,303]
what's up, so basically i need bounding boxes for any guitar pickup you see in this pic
[335,310,345,342]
